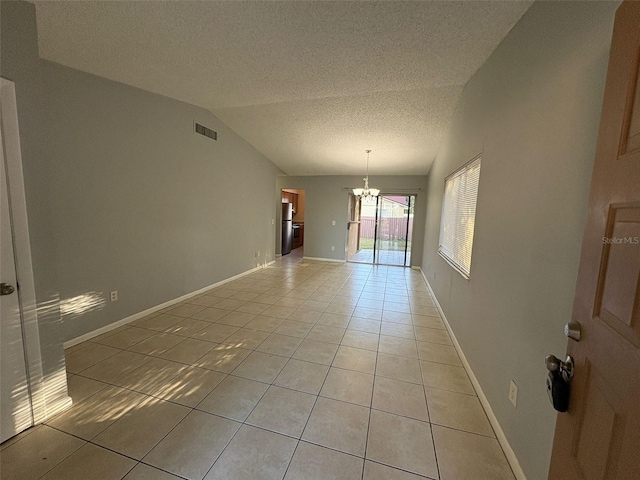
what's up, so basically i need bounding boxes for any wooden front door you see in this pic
[548,2,640,478]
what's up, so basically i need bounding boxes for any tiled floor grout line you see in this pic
[198,370,274,480]
[63,360,475,476]
[75,321,457,383]
[415,307,442,480]
[41,423,192,480]
[200,262,366,478]
[29,435,86,480]
[35,259,501,479]
[279,302,349,479]
[70,349,485,424]
[361,283,381,480]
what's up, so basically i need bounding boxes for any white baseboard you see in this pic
[64,263,271,349]
[419,268,527,480]
[303,256,345,263]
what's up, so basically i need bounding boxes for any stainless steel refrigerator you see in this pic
[282,203,293,255]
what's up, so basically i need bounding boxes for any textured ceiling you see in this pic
[34,1,533,175]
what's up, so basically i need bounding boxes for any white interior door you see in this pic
[0,111,33,443]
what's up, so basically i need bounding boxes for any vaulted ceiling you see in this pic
[33,1,533,175]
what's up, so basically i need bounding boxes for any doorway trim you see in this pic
[1,78,48,426]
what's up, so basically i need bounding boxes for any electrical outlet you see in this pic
[110,290,118,302]
[332,220,336,226]
[272,219,275,225]
[331,246,335,251]
[257,250,260,257]
[508,380,518,407]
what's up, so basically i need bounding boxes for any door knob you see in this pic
[0,283,16,295]
[545,354,574,382]
[545,354,561,372]
[545,355,574,412]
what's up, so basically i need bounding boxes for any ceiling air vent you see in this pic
[195,122,217,141]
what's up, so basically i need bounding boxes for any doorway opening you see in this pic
[348,194,415,267]
[281,188,305,256]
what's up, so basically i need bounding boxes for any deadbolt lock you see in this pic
[564,321,582,341]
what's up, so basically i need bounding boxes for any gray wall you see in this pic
[0,1,68,409]
[43,62,282,341]
[278,175,427,265]
[419,2,619,479]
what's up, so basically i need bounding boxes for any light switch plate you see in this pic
[509,380,518,407]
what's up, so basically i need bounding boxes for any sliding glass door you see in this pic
[348,194,415,267]
[375,195,413,266]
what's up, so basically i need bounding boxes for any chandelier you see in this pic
[352,149,380,198]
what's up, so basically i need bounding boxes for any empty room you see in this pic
[1,1,638,479]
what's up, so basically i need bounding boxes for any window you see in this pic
[438,156,481,278]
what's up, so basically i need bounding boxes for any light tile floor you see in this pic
[1,254,515,480]
[348,248,411,267]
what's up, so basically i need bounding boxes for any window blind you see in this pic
[438,157,481,278]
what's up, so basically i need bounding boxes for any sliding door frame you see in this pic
[348,193,416,267]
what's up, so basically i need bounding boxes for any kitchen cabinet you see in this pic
[281,191,298,214]
[292,223,304,249]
